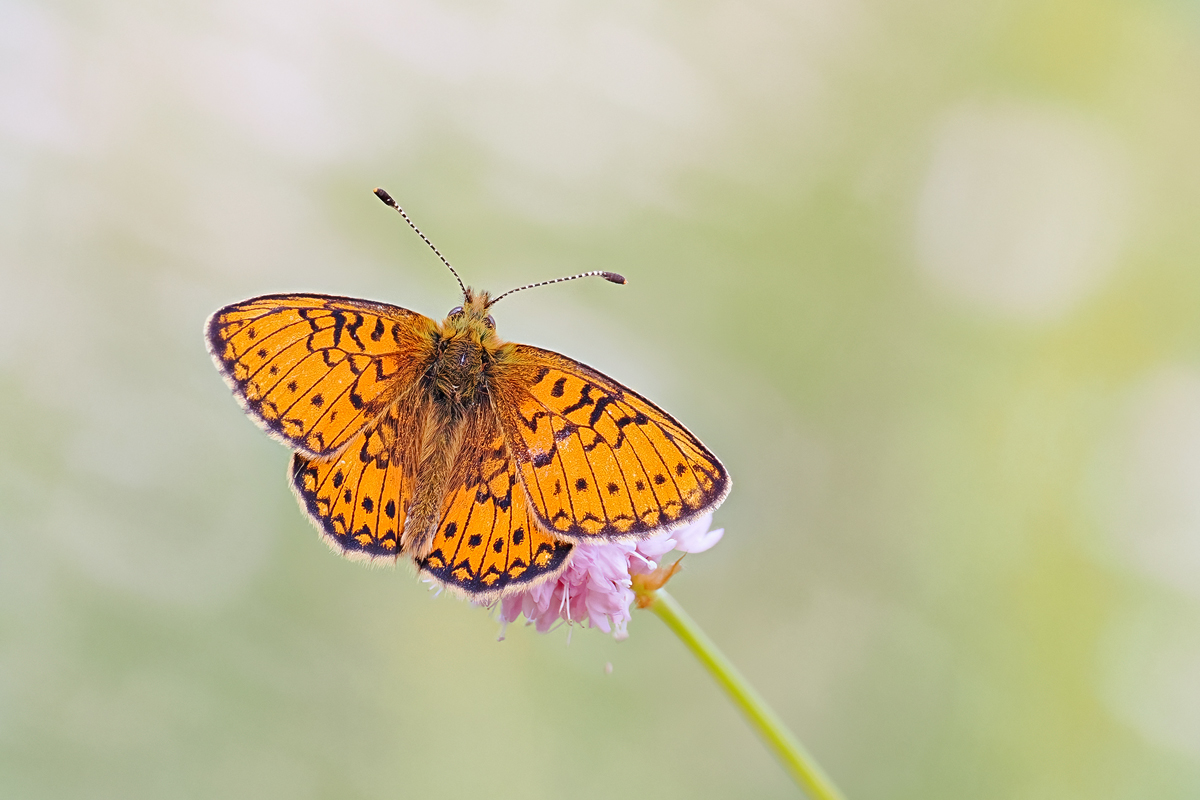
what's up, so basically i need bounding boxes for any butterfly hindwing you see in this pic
[492,345,730,541]
[206,294,438,458]
[290,398,424,560]
[420,406,573,598]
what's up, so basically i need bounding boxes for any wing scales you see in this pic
[290,397,424,560]
[206,294,437,458]
[492,346,729,541]
[420,407,572,598]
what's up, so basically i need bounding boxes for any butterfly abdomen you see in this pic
[401,399,470,558]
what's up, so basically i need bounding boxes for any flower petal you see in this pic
[490,513,725,638]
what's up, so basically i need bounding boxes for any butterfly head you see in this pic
[442,287,498,342]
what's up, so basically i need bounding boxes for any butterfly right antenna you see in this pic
[488,270,626,308]
[374,188,467,298]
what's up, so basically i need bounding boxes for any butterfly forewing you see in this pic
[420,406,573,597]
[206,294,437,458]
[290,397,427,560]
[492,346,730,541]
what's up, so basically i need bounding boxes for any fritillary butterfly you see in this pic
[205,190,730,598]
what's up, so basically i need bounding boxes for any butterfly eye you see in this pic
[485,315,496,329]
[449,306,464,317]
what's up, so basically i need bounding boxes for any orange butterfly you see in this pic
[206,189,730,599]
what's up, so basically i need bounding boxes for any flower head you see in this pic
[491,512,724,640]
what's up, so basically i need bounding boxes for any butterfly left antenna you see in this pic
[374,188,467,298]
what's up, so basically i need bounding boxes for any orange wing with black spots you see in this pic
[491,345,730,541]
[420,407,573,598]
[206,294,437,458]
[290,397,426,561]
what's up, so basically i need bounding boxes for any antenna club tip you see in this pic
[373,188,397,207]
[602,272,627,285]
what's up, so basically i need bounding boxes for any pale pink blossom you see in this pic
[493,512,724,640]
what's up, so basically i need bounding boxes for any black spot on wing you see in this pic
[561,384,595,415]
[532,445,557,468]
[345,313,366,349]
[520,410,548,433]
[419,538,572,597]
[588,395,616,426]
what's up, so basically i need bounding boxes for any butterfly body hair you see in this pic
[426,288,501,407]
[401,288,517,557]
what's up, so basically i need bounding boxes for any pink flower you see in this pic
[492,512,724,640]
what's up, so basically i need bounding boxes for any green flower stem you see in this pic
[647,589,847,800]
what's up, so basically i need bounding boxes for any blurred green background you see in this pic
[3,0,1200,797]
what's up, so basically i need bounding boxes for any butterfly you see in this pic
[205,189,730,599]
